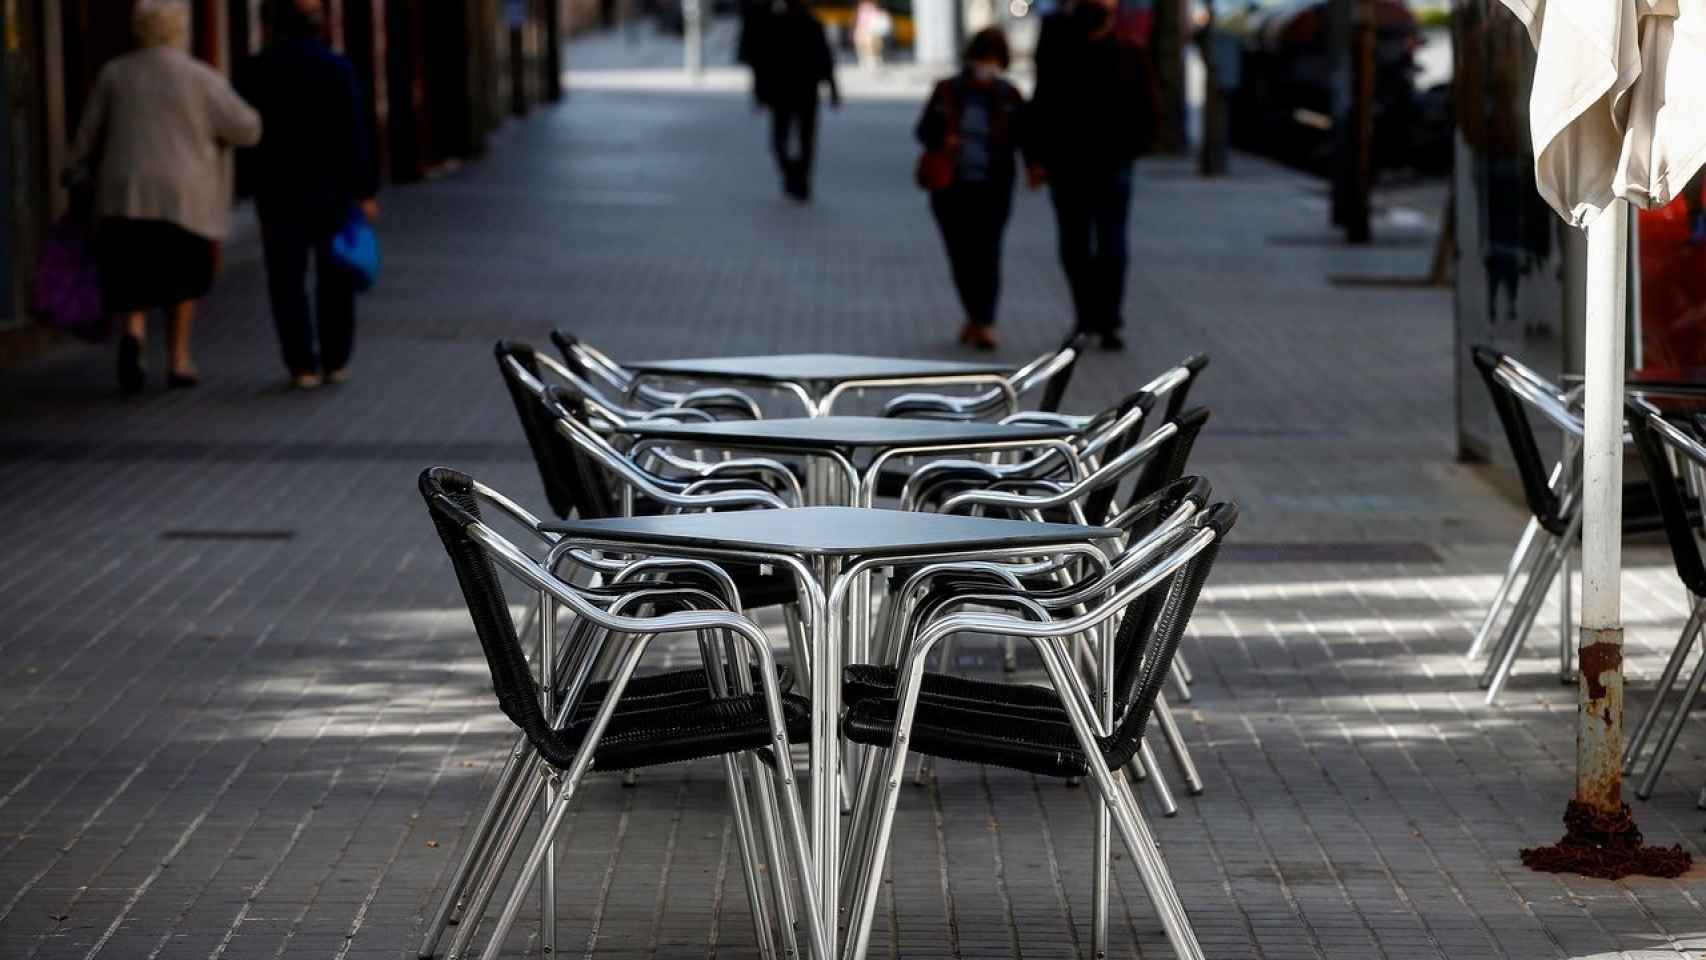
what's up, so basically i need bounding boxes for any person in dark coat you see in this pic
[238,0,380,389]
[738,0,840,202]
[1028,0,1158,351]
[915,28,1028,350]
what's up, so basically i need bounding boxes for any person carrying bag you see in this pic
[915,27,1030,350]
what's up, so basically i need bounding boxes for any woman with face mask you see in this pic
[914,28,1030,350]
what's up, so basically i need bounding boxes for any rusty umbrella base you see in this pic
[1521,800,1692,880]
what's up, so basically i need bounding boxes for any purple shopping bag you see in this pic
[32,214,107,342]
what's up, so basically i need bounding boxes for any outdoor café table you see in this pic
[624,353,1016,417]
[541,506,1118,956]
[619,414,1081,508]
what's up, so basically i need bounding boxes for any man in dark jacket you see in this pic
[738,0,840,202]
[239,0,380,388]
[1028,0,1157,350]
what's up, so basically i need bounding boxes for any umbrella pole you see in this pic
[1520,199,1689,879]
[1575,198,1629,813]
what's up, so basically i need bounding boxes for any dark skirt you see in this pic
[98,218,215,313]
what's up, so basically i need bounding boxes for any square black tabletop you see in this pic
[625,353,1011,385]
[543,506,1117,557]
[619,415,1075,452]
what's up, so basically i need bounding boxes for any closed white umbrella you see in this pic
[1497,0,1705,877]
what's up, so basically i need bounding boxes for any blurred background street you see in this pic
[2,6,1705,960]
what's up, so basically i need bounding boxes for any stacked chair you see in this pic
[1468,347,1679,701]
[417,334,1233,959]
[1622,401,1706,803]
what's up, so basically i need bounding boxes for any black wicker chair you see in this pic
[1467,346,1683,701]
[418,468,823,960]
[837,500,1237,960]
[1623,405,1706,802]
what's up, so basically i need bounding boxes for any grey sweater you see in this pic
[72,45,262,240]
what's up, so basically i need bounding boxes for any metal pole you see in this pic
[684,0,703,75]
[1576,198,1629,813]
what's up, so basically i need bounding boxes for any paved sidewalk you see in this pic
[3,23,1706,960]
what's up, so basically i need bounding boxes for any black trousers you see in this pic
[770,99,818,188]
[1049,164,1135,334]
[930,182,1012,328]
[260,217,356,375]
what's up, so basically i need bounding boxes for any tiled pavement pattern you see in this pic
[4,24,1706,960]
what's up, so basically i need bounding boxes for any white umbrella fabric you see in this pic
[1496,0,1705,877]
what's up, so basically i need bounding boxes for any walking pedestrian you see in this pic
[1028,0,1159,351]
[239,0,380,390]
[738,0,840,202]
[69,0,262,393]
[853,0,891,70]
[915,28,1028,350]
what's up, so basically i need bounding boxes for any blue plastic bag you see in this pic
[330,205,379,292]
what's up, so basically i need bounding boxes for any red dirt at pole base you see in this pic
[1520,800,1691,880]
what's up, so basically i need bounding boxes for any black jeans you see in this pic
[930,182,1012,328]
[260,217,356,375]
[1049,164,1134,334]
[770,99,818,189]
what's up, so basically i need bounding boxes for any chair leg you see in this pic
[783,604,813,691]
[475,636,656,960]
[1624,599,1706,774]
[1168,661,1192,703]
[1138,739,1178,817]
[1468,517,1543,659]
[842,735,916,960]
[841,748,885,904]
[1091,783,1110,960]
[1003,635,1019,673]
[418,736,532,958]
[1174,651,1195,686]
[751,755,802,960]
[1032,641,1204,960]
[762,735,828,960]
[446,768,549,960]
[1152,693,1204,795]
[1637,639,1706,800]
[1099,771,1206,960]
[1482,534,1566,702]
[723,754,782,960]
[1558,544,1575,683]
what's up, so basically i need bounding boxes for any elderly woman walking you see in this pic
[71,0,262,392]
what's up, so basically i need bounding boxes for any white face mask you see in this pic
[971,62,1002,82]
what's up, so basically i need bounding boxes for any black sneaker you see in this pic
[1099,332,1126,352]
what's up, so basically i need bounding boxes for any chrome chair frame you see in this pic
[417,480,801,960]
[420,471,827,960]
[839,514,1226,960]
[1470,354,1588,703]
[878,335,1084,421]
[1621,407,1706,802]
[556,331,767,420]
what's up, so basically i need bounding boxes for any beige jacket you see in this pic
[71,45,262,240]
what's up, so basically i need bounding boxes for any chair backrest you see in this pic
[1127,406,1211,507]
[1085,392,1180,525]
[1107,501,1236,757]
[551,329,607,386]
[1470,346,1572,535]
[540,383,627,519]
[496,341,587,521]
[1160,354,1209,423]
[1036,331,1090,413]
[1627,404,1706,599]
[420,466,583,769]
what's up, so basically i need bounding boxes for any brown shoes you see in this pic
[957,322,998,351]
